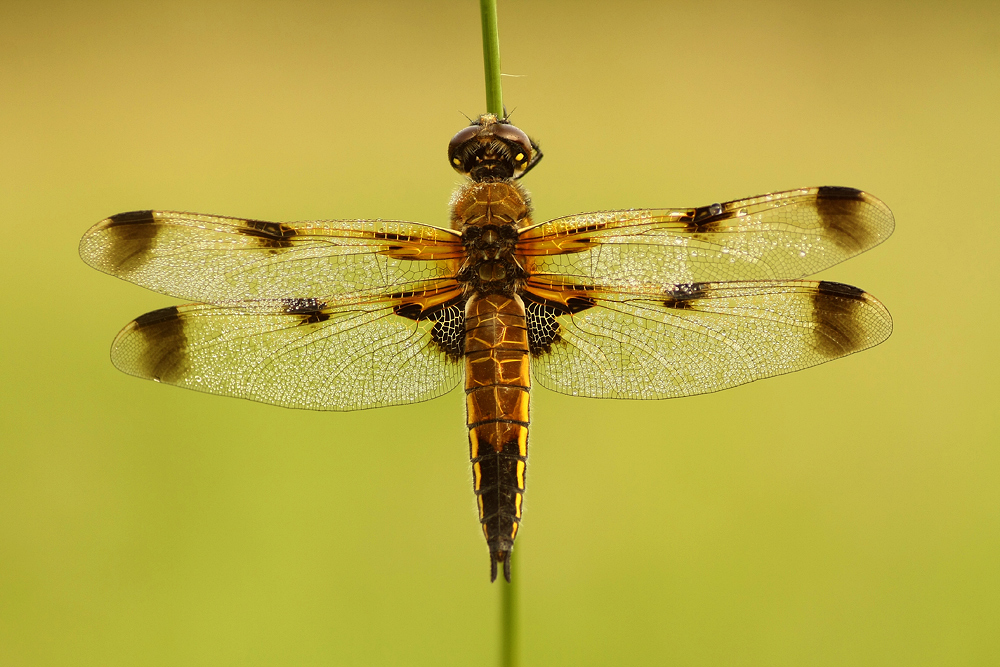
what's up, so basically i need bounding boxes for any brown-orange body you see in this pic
[450,181,533,581]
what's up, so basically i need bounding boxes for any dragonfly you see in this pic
[80,113,893,582]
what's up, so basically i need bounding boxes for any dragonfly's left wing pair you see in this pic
[80,211,467,410]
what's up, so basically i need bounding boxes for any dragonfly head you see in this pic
[448,113,542,182]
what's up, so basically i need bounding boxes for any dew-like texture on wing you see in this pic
[526,280,892,400]
[518,187,893,286]
[111,296,463,411]
[80,211,463,302]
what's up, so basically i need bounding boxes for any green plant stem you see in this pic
[501,554,518,667]
[481,4,513,664]
[480,0,503,116]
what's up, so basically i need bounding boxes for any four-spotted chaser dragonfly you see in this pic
[80,113,893,582]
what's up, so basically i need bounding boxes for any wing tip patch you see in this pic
[114,306,188,383]
[81,211,160,274]
[815,186,885,254]
[107,210,156,226]
[133,305,181,328]
[816,186,863,199]
[811,280,890,358]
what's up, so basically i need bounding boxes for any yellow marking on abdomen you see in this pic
[469,429,479,459]
[516,460,525,490]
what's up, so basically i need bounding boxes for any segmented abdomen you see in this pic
[464,293,530,582]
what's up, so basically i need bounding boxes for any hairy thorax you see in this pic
[451,181,533,296]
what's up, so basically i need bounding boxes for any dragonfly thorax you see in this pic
[459,223,525,295]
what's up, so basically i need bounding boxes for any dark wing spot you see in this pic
[236,220,298,249]
[394,298,466,359]
[127,306,188,383]
[107,210,156,226]
[816,186,873,254]
[814,280,866,297]
[282,297,330,325]
[817,186,863,199]
[679,202,734,233]
[133,305,181,328]
[811,280,870,357]
[99,211,159,273]
[663,282,708,309]
[393,303,423,320]
[565,296,596,313]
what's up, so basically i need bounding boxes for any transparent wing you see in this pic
[518,187,893,285]
[80,210,464,302]
[110,292,465,411]
[525,279,892,399]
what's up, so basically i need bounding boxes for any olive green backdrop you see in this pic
[2,1,997,665]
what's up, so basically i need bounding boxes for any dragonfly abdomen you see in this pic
[464,293,530,582]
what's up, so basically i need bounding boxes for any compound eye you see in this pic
[492,123,533,165]
[447,125,480,169]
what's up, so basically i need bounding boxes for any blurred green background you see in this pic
[2,1,997,665]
